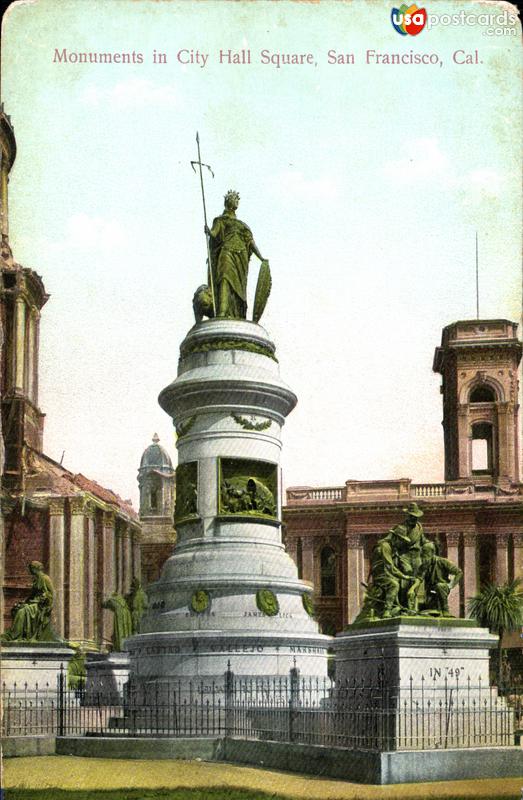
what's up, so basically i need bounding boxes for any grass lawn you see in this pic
[2,757,523,800]
[5,792,521,800]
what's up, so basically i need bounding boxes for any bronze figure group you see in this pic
[355,503,462,623]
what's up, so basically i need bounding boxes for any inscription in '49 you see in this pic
[429,666,465,679]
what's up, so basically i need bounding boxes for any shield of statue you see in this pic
[252,260,272,323]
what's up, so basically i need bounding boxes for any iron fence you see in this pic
[1,664,521,751]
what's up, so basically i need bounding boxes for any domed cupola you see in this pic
[139,432,173,475]
[138,434,175,518]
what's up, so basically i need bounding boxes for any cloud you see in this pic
[382,138,506,201]
[49,213,127,252]
[459,168,505,196]
[268,169,341,200]
[382,138,449,183]
[82,78,179,109]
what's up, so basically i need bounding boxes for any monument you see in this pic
[126,158,331,689]
[85,581,148,699]
[0,561,73,693]
[334,505,512,748]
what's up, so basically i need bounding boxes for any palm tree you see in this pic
[468,579,523,685]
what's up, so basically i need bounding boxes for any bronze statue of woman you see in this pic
[205,190,266,319]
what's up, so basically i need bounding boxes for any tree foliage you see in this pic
[468,579,523,684]
[468,579,523,634]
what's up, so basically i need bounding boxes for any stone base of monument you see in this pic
[84,651,129,702]
[335,617,496,685]
[333,617,513,749]
[0,643,74,696]
[127,630,331,698]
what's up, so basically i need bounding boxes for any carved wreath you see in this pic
[176,416,197,438]
[302,593,315,618]
[231,413,272,432]
[256,589,279,616]
[190,590,210,613]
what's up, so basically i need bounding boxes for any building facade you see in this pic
[283,319,523,644]
[138,433,176,585]
[0,107,142,649]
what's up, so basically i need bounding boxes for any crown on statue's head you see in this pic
[224,190,240,205]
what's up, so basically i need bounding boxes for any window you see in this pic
[320,546,337,596]
[471,422,494,474]
[470,385,495,403]
[150,488,159,511]
[296,538,303,579]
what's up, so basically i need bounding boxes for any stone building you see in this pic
[284,319,523,644]
[138,433,176,585]
[0,107,142,649]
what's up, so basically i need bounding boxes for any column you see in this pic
[457,407,469,478]
[346,533,364,624]
[497,404,510,479]
[122,524,132,595]
[301,538,314,585]
[14,295,26,393]
[463,532,478,614]
[26,307,39,404]
[115,527,124,593]
[0,314,3,631]
[0,503,5,634]
[33,310,40,408]
[1,157,9,237]
[84,503,97,643]
[285,536,298,565]
[131,528,142,583]
[25,308,35,401]
[445,532,461,617]
[68,495,86,643]
[48,499,65,636]
[513,533,523,583]
[101,511,116,649]
[495,532,510,585]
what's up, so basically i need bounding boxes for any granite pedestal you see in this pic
[334,618,513,749]
[0,643,74,696]
[84,651,130,702]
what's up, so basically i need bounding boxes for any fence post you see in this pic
[57,663,65,737]
[289,660,299,743]
[224,660,234,737]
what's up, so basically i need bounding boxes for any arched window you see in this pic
[150,488,159,511]
[320,546,337,596]
[470,385,496,403]
[471,422,494,474]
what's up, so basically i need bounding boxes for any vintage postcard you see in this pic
[1,0,522,797]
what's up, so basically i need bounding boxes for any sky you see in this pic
[1,0,521,508]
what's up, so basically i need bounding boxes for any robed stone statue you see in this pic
[126,578,149,635]
[102,593,133,652]
[103,581,148,651]
[2,561,58,642]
